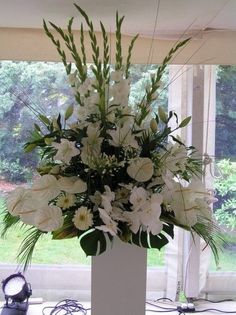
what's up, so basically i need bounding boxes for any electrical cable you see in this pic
[146,298,236,314]
[42,299,90,315]
[194,298,235,303]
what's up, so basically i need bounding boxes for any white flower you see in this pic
[56,193,76,209]
[58,176,87,194]
[7,187,30,216]
[139,193,163,235]
[101,186,115,213]
[73,206,93,230]
[127,157,154,182]
[52,139,80,164]
[110,79,130,106]
[109,122,138,149]
[34,205,64,232]
[96,208,118,236]
[110,70,124,82]
[78,77,96,96]
[124,211,141,234]
[129,186,148,210]
[81,124,103,165]
[163,143,188,173]
[164,180,214,227]
[32,175,61,201]
[68,70,78,86]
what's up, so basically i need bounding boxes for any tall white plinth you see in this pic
[91,238,147,315]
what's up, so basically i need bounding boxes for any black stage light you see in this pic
[1,273,32,315]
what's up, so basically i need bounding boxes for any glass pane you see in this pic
[211,65,236,271]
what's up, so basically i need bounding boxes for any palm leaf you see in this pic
[17,228,44,271]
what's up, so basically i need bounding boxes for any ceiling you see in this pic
[0,0,236,38]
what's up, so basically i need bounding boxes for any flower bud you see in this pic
[150,118,158,132]
[50,165,60,175]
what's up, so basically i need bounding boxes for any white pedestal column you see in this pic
[91,238,147,315]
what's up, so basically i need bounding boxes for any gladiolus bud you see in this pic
[150,118,158,132]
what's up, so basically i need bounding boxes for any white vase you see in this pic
[91,238,147,315]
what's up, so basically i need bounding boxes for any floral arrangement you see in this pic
[2,5,221,268]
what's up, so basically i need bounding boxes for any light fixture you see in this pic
[1,273,32,315]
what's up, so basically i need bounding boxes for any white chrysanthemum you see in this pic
[52,139,80,164]
[58,176,87,194]
[32,175,61,201]
[73,206,93,230]
[56,193,76,209]
[34,205,64,232]
[109,122,138,149]
[127,157,154,182]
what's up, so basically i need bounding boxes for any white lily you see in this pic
[52,139,80,164]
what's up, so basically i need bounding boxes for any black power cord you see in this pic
[42,299,90,315]
[146,298,236,314]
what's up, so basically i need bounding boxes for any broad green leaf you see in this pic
[179,116,191,128]
[65,104,74,120]
[39,114,51,126]
[80,229,111,256]
[24,143,37,153]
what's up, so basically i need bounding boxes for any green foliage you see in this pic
[0,61,75,182]
[214,159,236,230]
[216,66,236,158]
[0,159,32,182]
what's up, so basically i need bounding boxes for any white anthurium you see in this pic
[32,175,61,201]
[58,176,87,194]
[52,139,80,164]
[96,208,118,236]
[7,187,31,216]
[18,199,45,226]
[127,157,154,182]
[109,122,138,149]
[34,205,64,232]
[164,180,212,227]
[129,186,149,210]
[73,206,93,230]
